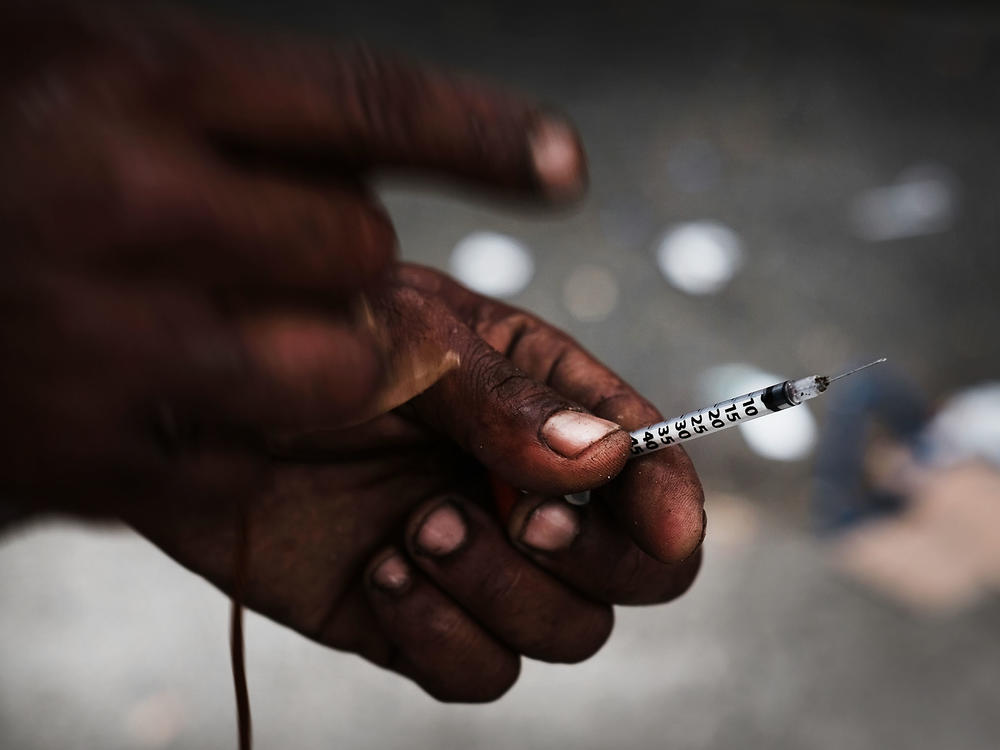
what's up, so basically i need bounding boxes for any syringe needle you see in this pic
[558,357,889,507]
[826,357,888,383]
[627,357,888,459]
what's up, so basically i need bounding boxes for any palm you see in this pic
[130,408,484,664]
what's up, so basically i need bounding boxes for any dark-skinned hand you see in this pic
[1,1,705,703]
[126,264,705,702]
[0,1,584,514]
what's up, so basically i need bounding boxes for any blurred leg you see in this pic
[812,366,929,535]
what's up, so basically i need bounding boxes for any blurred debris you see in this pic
[654,221,744,296]
[562,264,619,321]
[849,163,959,242]
[449,231,534,297]
[830,461,1000,615]
[123,690,187,749]
[704,491,761,552]
[816,373,1000,615]
[923,382,1000,469]
[700,364,817,461]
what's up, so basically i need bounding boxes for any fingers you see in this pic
[504,493,702,605]
[47,277,388,437]
[481,304,704,561]
[365,549,521,702]
[400,266,706,563]
[187,35,587,199]
[368,283,629,495]
[551,373,704,563]
[170,309,388,433]
[224,311,387,430]
[411,322,630,495]
[586,391,706,564]
[20,123,397,295]
[400,495,614,664]
[157,306,387,433]
[100,138,396,294]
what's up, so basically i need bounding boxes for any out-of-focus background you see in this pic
[2,1,999,748]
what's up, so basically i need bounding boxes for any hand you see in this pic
[0,1,586,514]
[126,265,705,702]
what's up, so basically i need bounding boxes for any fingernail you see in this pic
[415,502,467,557]
[541,410,620,458]
[530,118,585,198]
[520,502,580,552]
[371,553,411,592]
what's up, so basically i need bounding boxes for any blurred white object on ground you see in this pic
[562,264,620,321]
[449,231,535,297]
[849,163,958,241]
[654,221,744,295]
[700,363,817,461]
[922,382,1000,469]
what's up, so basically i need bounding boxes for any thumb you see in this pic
[410,319,629,496]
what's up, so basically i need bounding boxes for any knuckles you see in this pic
[465,349,563,418]
[420,603,474,651]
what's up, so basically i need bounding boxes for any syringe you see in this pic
[627,358,887,458]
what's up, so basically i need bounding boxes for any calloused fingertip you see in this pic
[650,479,707,564]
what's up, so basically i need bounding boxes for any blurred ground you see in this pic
[3,510,999,750]
[2,1,999,748]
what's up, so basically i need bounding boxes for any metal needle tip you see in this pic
[827,357,887,383]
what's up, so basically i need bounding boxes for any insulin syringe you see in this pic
[627,358,887,459]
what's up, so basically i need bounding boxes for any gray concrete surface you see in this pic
[3,511,998,750]
[3,1,999,748]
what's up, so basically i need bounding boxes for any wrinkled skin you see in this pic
[1,1,705,702]
[128,264,705,701]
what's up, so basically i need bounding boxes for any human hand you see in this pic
[126,265,705,702]
[0,1,586,514]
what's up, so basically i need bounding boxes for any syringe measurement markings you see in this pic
[628,358,886,458]
[630,387,767,456]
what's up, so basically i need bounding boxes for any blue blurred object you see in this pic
[812,364,929,535]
